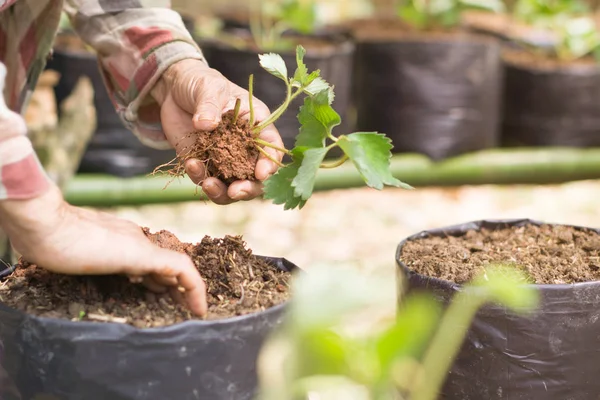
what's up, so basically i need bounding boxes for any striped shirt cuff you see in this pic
[0,136,51,200]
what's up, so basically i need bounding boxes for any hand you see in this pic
[151,59,284,205]
[0,184,207,317]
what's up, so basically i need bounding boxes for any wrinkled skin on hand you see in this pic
[151,59,284,205]
[0,103,207,317]
[0,185,207,317]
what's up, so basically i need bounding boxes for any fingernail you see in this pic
[187,160,201,176]
[231,190,248,200]
[204,181,220,197]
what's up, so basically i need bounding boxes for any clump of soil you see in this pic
[0,229,291,328]
[400,224,600,285]
[160,110,259,185]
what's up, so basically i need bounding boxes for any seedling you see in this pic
[249,0,317,51]
[156,45,410,210]
[398,0,505,30]
[511,0,600,62]
[256,264,539,400]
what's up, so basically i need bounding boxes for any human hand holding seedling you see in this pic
[151,59,284,205]
[155,46,411,209]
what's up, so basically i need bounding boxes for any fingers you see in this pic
[201,178,235,205]
[128,247,207,317]
[227,180,264,201]
[256,124,284,181]
[184,158,206,186]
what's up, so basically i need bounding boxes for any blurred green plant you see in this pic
[256,264,538,400]
[511,0,600,61]
[398,0,505,30]
[249,0,318,51]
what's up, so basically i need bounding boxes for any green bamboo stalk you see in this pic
[64,147,600,207]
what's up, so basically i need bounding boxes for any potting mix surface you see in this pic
[401,224,600,284]
[0,229,290,327]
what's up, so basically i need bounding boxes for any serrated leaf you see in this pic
[304,78,332,101]
[296,96,341,147]
[338,132,412,190]
[292,46,321,88]
[292,147,328,200]
[263,162,307,210]
[259,53,288,82]
[293,45,308,85]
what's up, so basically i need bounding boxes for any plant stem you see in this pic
[253,86,303,134]
[233,98,242,123]
[411,290,488,400]
[256,145,285,167]
[320,155,348,169]
[249,74,255,126]
[255,138,290,154]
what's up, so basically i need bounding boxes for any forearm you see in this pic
[63,0,207,149]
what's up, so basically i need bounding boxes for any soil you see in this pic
[213,28,339,53]
[400,224,600,285]
[159,109,259,185]
[0,229,291,328]
[344,17,489,43]
[502,47,600,70]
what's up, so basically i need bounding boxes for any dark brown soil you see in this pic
[0,229,291,328]
[400,224,600,285]
[160,109,259,185]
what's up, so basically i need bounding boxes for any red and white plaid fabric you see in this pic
[0,0,206,200]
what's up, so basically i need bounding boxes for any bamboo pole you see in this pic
[63,148,600,207]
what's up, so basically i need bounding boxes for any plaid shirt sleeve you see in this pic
[0,62,51,200]
[63,0,207,150]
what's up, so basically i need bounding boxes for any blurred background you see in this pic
[15,0,600,285]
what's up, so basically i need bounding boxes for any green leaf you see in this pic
[263,161,306,210]
[469,265,539,312]
[259,53,288,82]
[292,46,321,89]
[279,0,317,35]
[296,96,341,147]
[292,147,329,200]
[376,294,441,369]
[338,132,412,190]
[293,45,308,84]
[296,330,350,377]
[304,78,332,100]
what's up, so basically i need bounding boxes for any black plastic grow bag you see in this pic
[353,35,502,160]
[501,55,600,147]
[45,48,176,177]
[396,218,600,400]
[200,33,354,155]
[0,256,297,400]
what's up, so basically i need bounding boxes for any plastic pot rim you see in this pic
[198,35,355,59]
[0,255,299,333]
[503,57,600,76]
[395,217,600,291]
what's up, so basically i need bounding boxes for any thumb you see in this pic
[192,80,231,132]
[193,99,223,131]
[132,246,208,317]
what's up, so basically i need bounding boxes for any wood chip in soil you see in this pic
[400,224,600,285]
[0,229,291,328]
